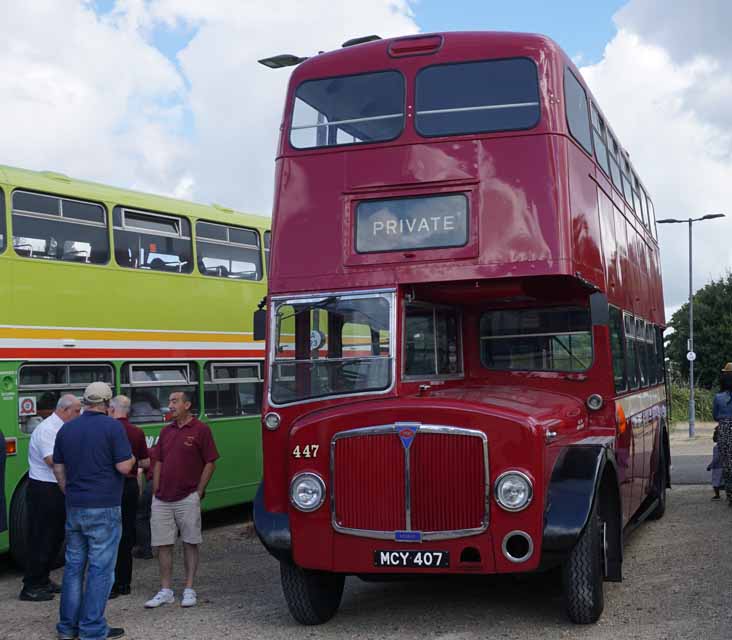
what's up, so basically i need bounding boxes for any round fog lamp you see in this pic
[586,394,604,411]
[264,412,281,430]
[290,472,325,512]
[495,471,533,512]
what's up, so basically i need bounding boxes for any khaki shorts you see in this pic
[151,492,202,546]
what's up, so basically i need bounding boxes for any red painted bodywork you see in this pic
[263,32,666,575]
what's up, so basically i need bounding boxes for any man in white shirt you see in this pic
[19,394,81,602]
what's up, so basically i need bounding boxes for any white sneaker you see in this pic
[181,588,197,608]
[144,589,175,608]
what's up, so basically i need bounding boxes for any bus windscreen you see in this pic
[415,57,540,137]
[290,71,405,149]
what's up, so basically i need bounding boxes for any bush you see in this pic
[668,383,715,423]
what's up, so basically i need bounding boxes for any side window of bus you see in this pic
[564,68,593,155]
[12,191,109,264]
[204,362,263,417]
[0,188,6,253]
[590,105,611,177]
[609,306,626,392]
[646,194,657,239]
[636,318,648,387]
[607,134,623,191]
[415,58,540,137]
[621,160,634,209]
[264,230,271,275]
[113,206,192,273]
[18,363,114,434]
[655,326,665,382]
[195,221,262,280]
[404,304,462,378]
[624,314,639,389]
[647,323,657,385]
[121,362,198,423]
[480,307,593,372]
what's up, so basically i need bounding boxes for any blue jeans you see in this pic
[57,507,122,640]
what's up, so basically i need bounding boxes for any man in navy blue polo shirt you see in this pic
[53,382,136,640]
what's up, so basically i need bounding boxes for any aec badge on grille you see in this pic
[397,423,419,449]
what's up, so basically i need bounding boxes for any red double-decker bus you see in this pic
[254,31,669,625]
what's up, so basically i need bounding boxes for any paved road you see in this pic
[670,453,710,485]
[1,485,730,640]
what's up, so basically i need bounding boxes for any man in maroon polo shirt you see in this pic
[108,395,149,598]
[145,390,218,609]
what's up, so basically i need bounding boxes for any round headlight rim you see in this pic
[586,393,604,411]
[494,470,534,512]
[264,411,281,430]
[289,471,326,513]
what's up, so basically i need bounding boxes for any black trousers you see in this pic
[23,479,66,589]
[114,477,139,588]
[135,480,153,554]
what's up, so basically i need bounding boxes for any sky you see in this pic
[1,0,731,320]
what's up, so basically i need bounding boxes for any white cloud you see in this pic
[0,1,418,210]
[579,6,732,320]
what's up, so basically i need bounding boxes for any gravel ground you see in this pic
[0,485,729,640]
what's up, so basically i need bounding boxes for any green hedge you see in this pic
[668,383,715,423]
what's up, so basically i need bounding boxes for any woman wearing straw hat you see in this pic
[712,363,732,504]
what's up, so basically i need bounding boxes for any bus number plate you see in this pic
[374,550,449,568]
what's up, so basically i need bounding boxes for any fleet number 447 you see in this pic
[292,444,319,458]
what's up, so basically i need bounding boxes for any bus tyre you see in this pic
[562,504,604,624]
[9,478,29,570]
[280,561,345,625]
[648,440,667,521]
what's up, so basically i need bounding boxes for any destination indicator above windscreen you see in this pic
[355,193,468,253]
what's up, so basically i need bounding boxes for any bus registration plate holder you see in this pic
[374,550,449,568]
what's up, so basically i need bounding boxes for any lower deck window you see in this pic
[404,303,462,378]
[480,306,592,372]
[18,363,113,433]
[204,362,263,417]
[122,362,197,422]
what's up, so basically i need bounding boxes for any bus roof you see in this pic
[0,164,270,231]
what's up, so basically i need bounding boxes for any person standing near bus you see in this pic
[53,382,135,640]
[19,394,81,602]
[713,363,732,504]
[144,390,218,609]
[108,395,149,599]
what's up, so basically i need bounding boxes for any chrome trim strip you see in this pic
[493,470,533,512]
[291,113,403,130]
[501,530,534,563]
[330,423,490,541]
[417,102,539,116]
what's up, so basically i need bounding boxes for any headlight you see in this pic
[289,472,326,512]
[494,471,533,512]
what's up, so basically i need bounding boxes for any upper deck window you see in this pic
[12,190,109,264]
[113,206,193,273]
[290,71,405,149]
[415,58,540,137]
[0,189,5,253]
[480,306,592,372]
[564,68,593,155]
[195,220,262,280]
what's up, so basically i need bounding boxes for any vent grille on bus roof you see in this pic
[388,34,443,57]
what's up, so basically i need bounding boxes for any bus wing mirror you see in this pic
[253,309,267,341]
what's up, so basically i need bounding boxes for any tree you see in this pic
[666,272,732,389]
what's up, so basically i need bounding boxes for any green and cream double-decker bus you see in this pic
[0,164,269,565]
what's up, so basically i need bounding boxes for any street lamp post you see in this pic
[657,213,726,438]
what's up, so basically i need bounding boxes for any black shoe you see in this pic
[19,587,54,602]
[109,584,131,599]
[44,579,62,594]
[107,628,125,639]
[108,587,119,600]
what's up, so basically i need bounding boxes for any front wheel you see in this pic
[562,504,605,624]
[280,561,345,625]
